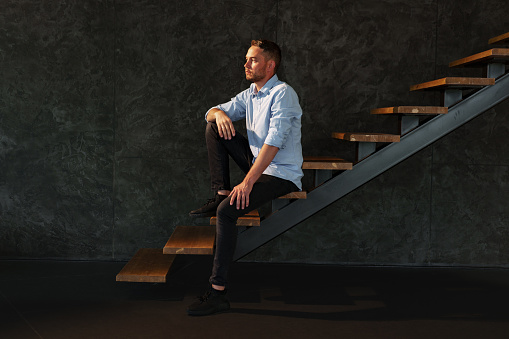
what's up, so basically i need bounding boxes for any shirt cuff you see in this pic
[205,107,219,122]
[264,129,286,149]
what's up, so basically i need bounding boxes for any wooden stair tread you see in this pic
[278,191,307,199]
[116,248,176,283]
[449,48,509,67]
[210,209,260,226]
[302,156,353,170]
[410,77,495,91]
[332,132,400,143]
[489,32,509,45]
[163,226,215,255]
[371,106,448,115]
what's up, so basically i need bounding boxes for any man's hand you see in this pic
[228,144,279,210]
[212,109,236,140]
[229,179,253,210]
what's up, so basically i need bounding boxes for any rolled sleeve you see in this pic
[264,87,301,149]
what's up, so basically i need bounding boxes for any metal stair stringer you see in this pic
[233,72,509,261]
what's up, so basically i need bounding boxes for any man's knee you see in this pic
[216,198,234,219]
[205,122,219,138]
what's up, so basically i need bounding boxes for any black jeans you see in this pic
[205,122,298,287]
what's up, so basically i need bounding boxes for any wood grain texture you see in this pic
[302,156,353,170]
[278,191,307,199]
[489,32,509,44]
[163,226,215,255]
[116,248,175,283]
[410,77,495,91]
[210,210,260,226]
[449,48,509,67]
[371,106,448,115]
[332,132,400,143]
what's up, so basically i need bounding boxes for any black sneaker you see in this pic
[187,288,230,316]
[189,194,227,218]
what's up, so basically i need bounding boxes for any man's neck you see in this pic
[254,73,275,92]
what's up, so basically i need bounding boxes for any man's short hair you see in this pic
[251,39,281,74]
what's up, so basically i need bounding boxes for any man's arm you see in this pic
[206,108,236,140]
[229,143,279,210]
[206,89,249,140]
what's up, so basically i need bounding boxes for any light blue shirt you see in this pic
[206,75,303,190]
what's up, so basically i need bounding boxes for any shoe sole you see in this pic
[187,306,230,316]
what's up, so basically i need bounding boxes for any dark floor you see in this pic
[1,257,509,339]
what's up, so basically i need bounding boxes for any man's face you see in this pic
[244,46,270,83]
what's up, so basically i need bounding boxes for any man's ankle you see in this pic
[212,284,225,291]
[217,190,230,196]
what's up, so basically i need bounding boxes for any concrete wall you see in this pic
[1,0,508,266]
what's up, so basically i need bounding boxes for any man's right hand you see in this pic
[210,109,236,140]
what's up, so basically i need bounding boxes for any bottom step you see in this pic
[116,248,176,283]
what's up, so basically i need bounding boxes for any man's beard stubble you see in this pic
[246,69,266,83]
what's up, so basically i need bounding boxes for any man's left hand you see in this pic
[229,180,253,210]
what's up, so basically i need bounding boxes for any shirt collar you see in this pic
[251,74,279,96]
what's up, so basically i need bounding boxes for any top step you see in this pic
[489,32,509,45]
[371,106,448,115]
[449,48,509,68]
[410,77,495,91]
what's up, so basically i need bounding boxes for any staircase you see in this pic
[117,31,509,283]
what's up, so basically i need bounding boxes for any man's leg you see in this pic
[206,122,252,192]
[210,175,298,287]
[189,122,253,217]
[187,174,298,316]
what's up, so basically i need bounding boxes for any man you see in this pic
[187,40,303,316]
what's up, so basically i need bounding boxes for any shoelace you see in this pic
[198,290,212,302]
[202,195,225,207]
[203,198,216,206]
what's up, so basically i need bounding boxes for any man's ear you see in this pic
[267,60,276,72]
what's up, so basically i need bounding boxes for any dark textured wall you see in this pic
[1,0,508,266]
